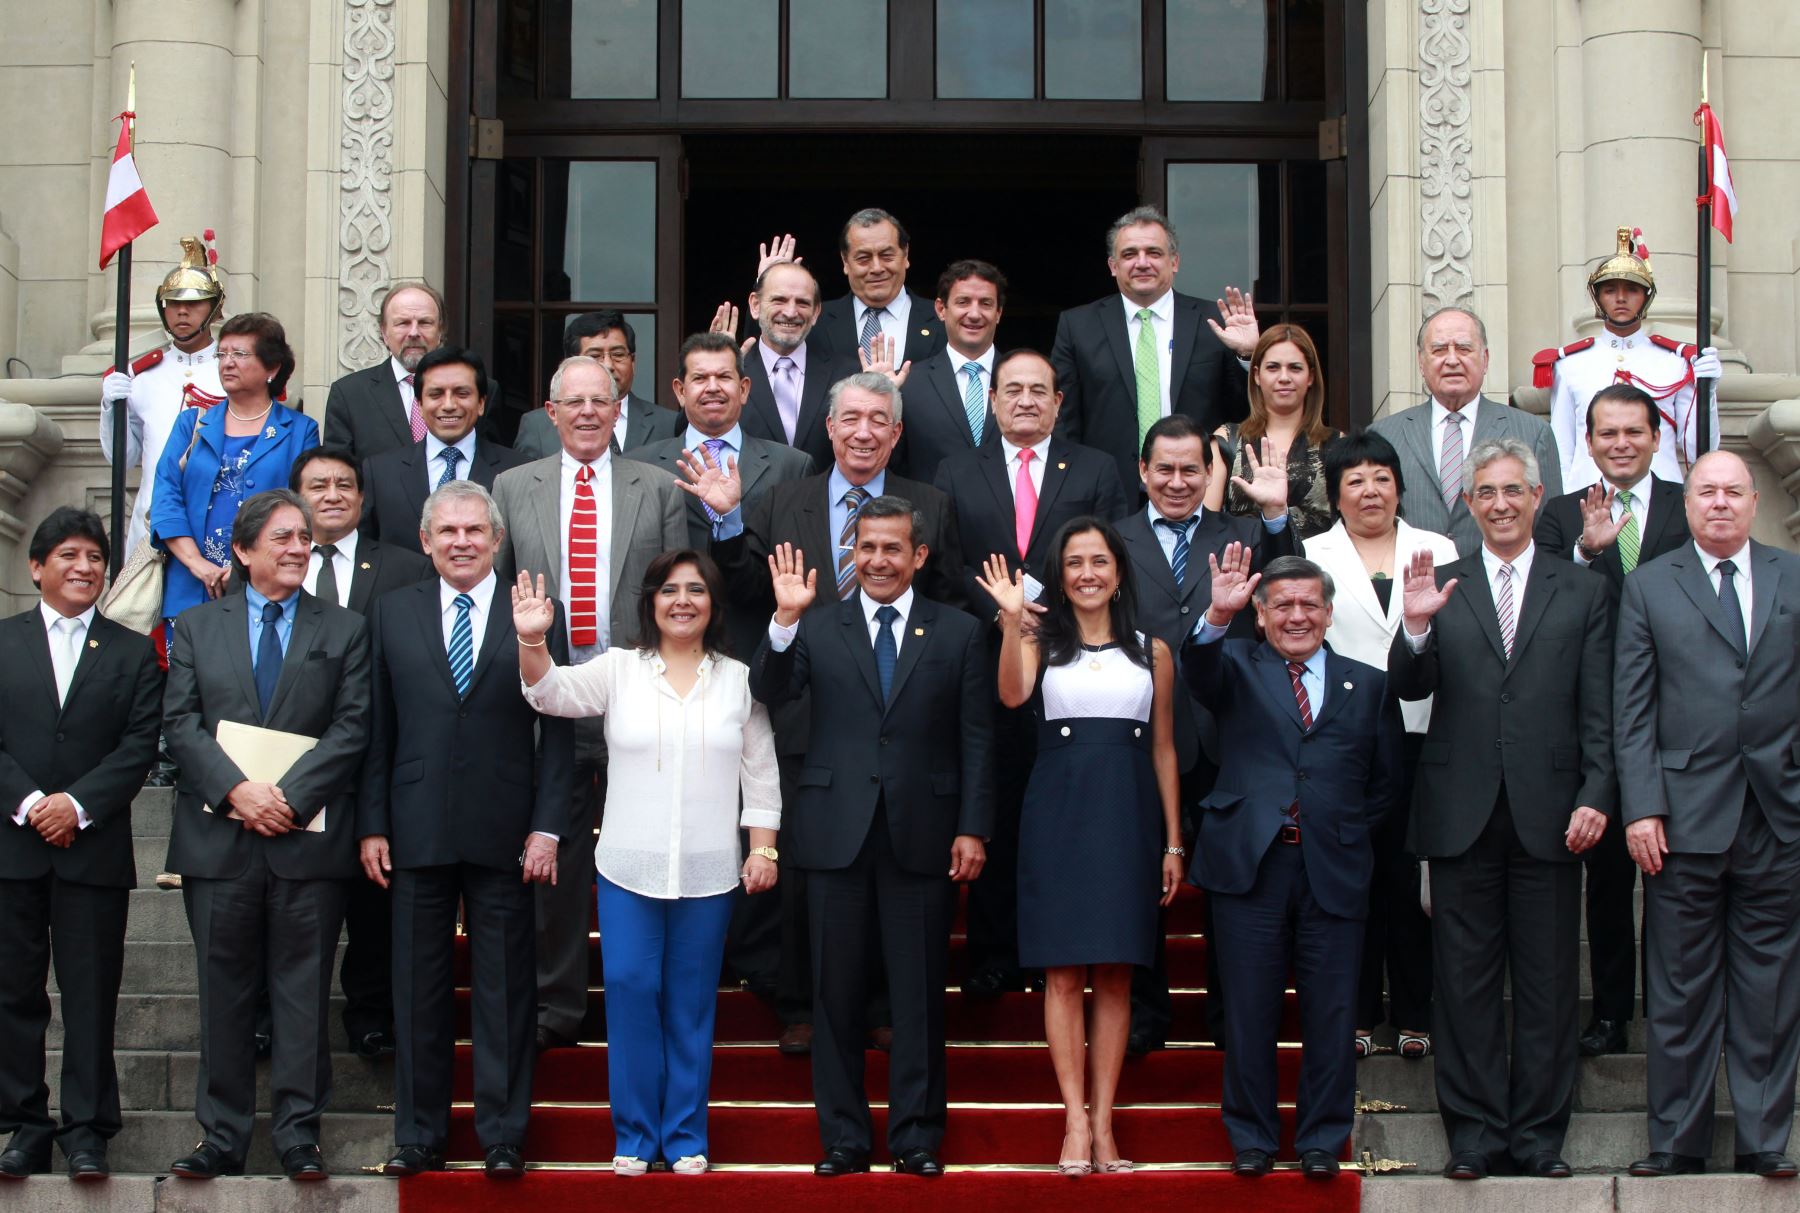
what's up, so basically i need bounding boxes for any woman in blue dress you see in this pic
[978,517,1182,1175]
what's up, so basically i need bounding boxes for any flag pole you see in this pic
[1694,57,1714,458]
[107,63,136,577]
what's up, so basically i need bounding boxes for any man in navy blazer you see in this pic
[1184,550,1403,1180]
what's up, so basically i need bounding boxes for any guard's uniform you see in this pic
[1539,330,1715,491]
[99,345,223,553]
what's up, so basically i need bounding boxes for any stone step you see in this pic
[43,1050,395,1115]
[48,995,351,1054]
[86,1110,395,1176]
[50,940,196,995]
[1354,1108,1800,1174]
[131,785,174,837]
[1362,1175,1800,1213]
[1355,1052,1800,1115]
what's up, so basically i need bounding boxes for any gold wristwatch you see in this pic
[749,845,780,862]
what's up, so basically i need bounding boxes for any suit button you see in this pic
[54,732,65,742]
[1297,772,1308,781]
[1060,726,1071,737]
[1495,739,1503,748]
[869,775,878,784]
[1180,606,1191,615]
[880,736,889,746]
[1500,693,1512,704]
[1743,744,1753,754]
[459,708,469,719]
[1743,702,1751,711]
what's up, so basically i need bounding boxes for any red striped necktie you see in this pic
[568,464,599,647]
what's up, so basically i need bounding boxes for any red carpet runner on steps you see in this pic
[408,885,1360,1213]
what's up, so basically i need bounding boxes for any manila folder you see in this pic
[203,720,327,833]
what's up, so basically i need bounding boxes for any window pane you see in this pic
[1286,0,1327,101]
[790,0,887,98]
[499,0,538,99]
[1288,160,1328,303]
[561,0,658,99]
[495,159,536,302]
[544,161,658,302]
[1166,163,1276,303]
[936,0,1032,99]
[492,310,537,444]
[1044,0,1140,100]
[682,0,778,98]
[1167,0,1273,101]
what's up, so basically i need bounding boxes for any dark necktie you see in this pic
[1717,558,1745,652]
[448,593,475,696]
[873,604,899,702]
[1156,516,1195,586]
[1287,659,1313,729]
[313,543,339,608]
[437,445,463,489]
[837,486,870,599]
[255,601,284,717]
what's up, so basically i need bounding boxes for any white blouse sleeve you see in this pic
[521,649,614,718]
[737,695,782,831]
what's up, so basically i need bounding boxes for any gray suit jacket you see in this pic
[1369,396,1563,558]
[490,453,688,651]
[1615,540,1800,852]
[511,393,681,462]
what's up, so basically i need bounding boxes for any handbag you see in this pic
[99,410,209,634]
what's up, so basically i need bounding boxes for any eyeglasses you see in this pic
[218,348,260,363]
[553,395,616,412]
[1469,484,1530,502]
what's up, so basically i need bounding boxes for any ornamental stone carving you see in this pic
[338,0,397,376]
[1418,0,1474,312]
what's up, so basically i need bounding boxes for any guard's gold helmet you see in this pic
[155,233,225,331]
[1587,226,1655,320]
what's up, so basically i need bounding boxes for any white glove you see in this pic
[102,370,132,403]
[1691,346,1723,380]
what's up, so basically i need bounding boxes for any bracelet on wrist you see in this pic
[1164,846,1186,857]
[518,635,547,648]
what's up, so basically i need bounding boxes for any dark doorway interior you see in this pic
[682,133,1141,357]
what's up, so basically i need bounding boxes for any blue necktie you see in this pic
[1157,516,1195,587]
[449,592,474,696]
[873,604,899,703]
[437,445,463,489]
[700,436,727,523]
[962,362,986,444]
[254,601,284,718]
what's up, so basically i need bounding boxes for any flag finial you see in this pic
[1701,55,1708,106]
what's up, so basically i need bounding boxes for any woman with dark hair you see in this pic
[1303,429,1455,1061]
[513,549,778,1176]
[977,518,1181,1175]
[1207,324,1340,538]
[150,312,317,633]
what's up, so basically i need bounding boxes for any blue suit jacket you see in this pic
[150,401,320,618]
[1182,636,1403,918]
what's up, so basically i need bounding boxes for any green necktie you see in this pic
[1615,488,1640,574]
[1134,308,1161,445]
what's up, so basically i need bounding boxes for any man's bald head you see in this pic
[1685,449,1758,558]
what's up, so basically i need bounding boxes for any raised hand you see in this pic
[975,553,1028,621]
[1205,286,1260,358]
[1400,548,1457,634]
[858,333,912,388]
[757,233,801,277]
[768,543,817,626]
[1578,484,1624,553]
[1206,541,1260,624]
[710,300,757,358]
[1230,438,1290,518]
[511,570,556,642]
[674,444,743,516]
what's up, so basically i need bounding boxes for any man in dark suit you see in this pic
[809,209,946,369]
[1616,450,1800,1180]
[362,348,528,541]
[359,481,573,1179]
[737,262,859,469]
[1184,551,1403,1178]
[1389,437,1614,1181]
[750,497,993,1177]
[932,349,1129,995]
[713,369,962,1052]
[513,310,682,460]
[0,510,162,1181]
[890,260,1002,483]
[162,490,373,1181]
[1533,383,1688,1058]
[1370,307,1563,557]
[323,282,445,461]
[288,445,431,1061]
[1115,413,1298,1052]
[1050,205,1260,494]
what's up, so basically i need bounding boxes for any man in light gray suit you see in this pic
[1615,449,1800,1180]
[491,354,687,1051]
[1370,308,1562,558]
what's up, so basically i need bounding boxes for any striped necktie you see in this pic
[1287,660,1313,729]
[860,307,885,359]
[1156,516,1195,587]
[1495,563,1516,658]
[700,437,727,523]
[962,362,986,444]
[1615,488,1640,574]
[568,464,599,646]
[837,486,870,598]
[1439,410,1466,508]
[1134,308,1160,445]
[448,593,474,696]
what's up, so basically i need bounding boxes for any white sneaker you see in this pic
[611,1155,648,1176]
[671,1155,708,1175]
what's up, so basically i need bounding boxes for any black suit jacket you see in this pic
[345,537,434,615]
[1050,292,1249,493]
[890,349,998,484]
[0,611,163,888]
[360,438,530,543]
[741,345,859,470]
[324,362,412,462]
[163,592,373,880]
[1534,475,1688,608]
[811,290,947,368]
[1388,554,1616,861]
[932,437,1130,620]
[749,592,993,876]
[357,581,574,869]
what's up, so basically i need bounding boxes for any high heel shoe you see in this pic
[1057,1157,1093,1176]
[1097,1158,1134,1174]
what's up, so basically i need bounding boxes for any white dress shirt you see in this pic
[522,649,781,898]
[558,449,614,661]
[768,586,915,658]
[424,431,478,488]
[1189,616,1328,713]
[1573,472,1651,566]
[390,356,416,424]
[999,435,1052,504]
[1697,540,1753,646]
[13,603,97,829]
[1431,396,1481,471]
[1122,291,1176,419]
[856,291,913,355]
[1403,539,1534,651]
[304,529,359,606]
[438,571,497,653]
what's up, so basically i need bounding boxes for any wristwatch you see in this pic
[1164,846,1187,857]
[749,845,780,862]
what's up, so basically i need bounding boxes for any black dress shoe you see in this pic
[382,1145,446,1176]
[534,1026,574,1053]
[1628,1151,1705,1177]
[1231,1148,1272,1176]
[777,1023,813,1055]
[65,1151,108,1181]
[169,1142,243,1179]
[352,1029,397,1059]
[1299,1149,1339,1179]
[484,1143,525,1178]
[0,1147,49,1179]
[282,1144,326,1181]
[813,1148,869,1176]
[1522,1150,1572,1178]
[1125,1028,1164,1057]
[1736,1152,1799,1178]
[1443,1150,1489,1180]
[1577,1016,1629,1057]
[892,1149,942,1177]
[961,967,1019,998]
[254,1032,272,1059]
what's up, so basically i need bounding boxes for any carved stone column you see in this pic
[337,0,398,380]
[1419,0,1474,314]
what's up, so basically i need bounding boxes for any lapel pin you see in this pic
[914,627,925,636]
[360,562,372,570]
[89,639,100,649]
[1343,681,1353,690]
[1057,461,1067,470]
[263,425,277,439]
[920,328,930,336]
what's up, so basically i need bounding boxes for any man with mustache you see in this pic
[323,282,448,462]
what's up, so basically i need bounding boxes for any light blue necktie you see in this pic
[962,362,986,445]
[700,437,727,523]
[448,593,474,696]
[873,604,899,702]
[1157,516,1195,587]
[437,445,463,489]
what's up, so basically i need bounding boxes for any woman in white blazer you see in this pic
[1304,431,1457,1063]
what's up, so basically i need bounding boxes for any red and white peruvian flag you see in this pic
[1696,102,1738,244]
[98,111,157,269]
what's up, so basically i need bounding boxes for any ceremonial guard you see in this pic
[1538,227,1720,491]
[100,233,227,555]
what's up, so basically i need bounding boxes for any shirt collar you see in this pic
[316,529,360,562]
[759,340,807,376]
[858,291,911,328]
[440,571,498,616]
[561,447,612,478]
[684,422,745,452]
[426,430,479,466]
[245,583,299,621]
[1148,500,1203,527]
[390,356,413,384]
[38,601,97,633]
[169,340,217,366]
[1122,290,1175,324]
[1481,541,1535,583]
[1001,434,1053,465]
[829,463,885,503]
[860,585,915,628]
[1697,540,1752,576]
[950,345,996,375]
[1431,397,1480,428]
[1610,472,1654,502]
[1603,328,1646,350]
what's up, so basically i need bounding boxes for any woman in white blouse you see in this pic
[1303,432,1456,1064]
[513,549,780,1177]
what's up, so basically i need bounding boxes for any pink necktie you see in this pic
[405,374,425,443]
[1014,448,1037,558]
